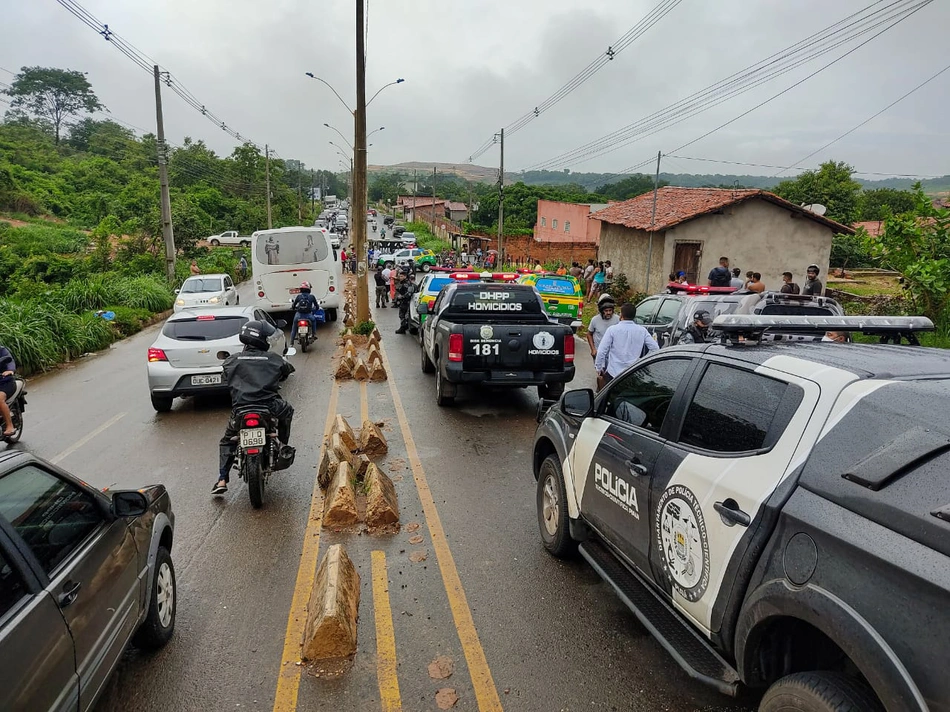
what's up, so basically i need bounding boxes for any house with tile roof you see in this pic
[590,187,853,293]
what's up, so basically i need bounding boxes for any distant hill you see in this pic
[369,162,950,194]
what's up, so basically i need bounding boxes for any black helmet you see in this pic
[694,309,712,327]
[597,293,616,313]
[239,320,275,351]
[807,263,820,274]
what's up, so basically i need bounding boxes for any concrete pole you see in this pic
[265,144,273,229]
[497,128,505,265]
[310,170,315,217]
[153,65,176,282]
[353,0,370,323]
[645,150,661,292]
[432,167,437,231]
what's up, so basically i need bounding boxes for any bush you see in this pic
[54,273,174,312]
[353,320,376,336]
[106,305,154,336]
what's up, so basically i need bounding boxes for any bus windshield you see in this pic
[256,231,329,266]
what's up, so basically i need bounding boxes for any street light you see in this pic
[329,140,351,161]
[305,74,404,114]
[368,126,385,140]
[324,123,353,151]
[367,79,404,108]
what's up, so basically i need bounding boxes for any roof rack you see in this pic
[713,315,935,346]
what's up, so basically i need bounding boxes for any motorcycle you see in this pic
[218,349,296,509]
[2,377,27,444]
[290,300,326,353]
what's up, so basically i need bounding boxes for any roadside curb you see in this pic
[302,544,361,661]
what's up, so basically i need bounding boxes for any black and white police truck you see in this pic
[533,315,949,712]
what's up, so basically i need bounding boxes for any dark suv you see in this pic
[0,451,175,712]
[635,291,843,347]
[533,315,947,712]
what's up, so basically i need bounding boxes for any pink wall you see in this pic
[534,200,601,244]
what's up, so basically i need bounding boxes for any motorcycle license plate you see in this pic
[289,288,301,294]
[240,428,266,448]
[298,325,309,334]
[191,374,222,386]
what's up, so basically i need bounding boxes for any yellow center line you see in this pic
[360,379,369,423]
[378,343,504,712]
[272,379,338,712]
[371,551,403,711]
[51,412,127,464]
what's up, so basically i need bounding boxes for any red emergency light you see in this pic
[665,282,737,295]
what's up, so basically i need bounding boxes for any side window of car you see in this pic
[0,466,104,575]
[604,359,692,432]
[0,548,29,620]
[654,298,683,327]
[678,364,791,453]
[225,276,233,289]
[634,298,660,325]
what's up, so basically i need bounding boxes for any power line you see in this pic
[776,60,950,177]
[525,0,931,172]
[665,155,942,179]
[465,0,684,163]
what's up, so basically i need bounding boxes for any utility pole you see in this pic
[297,166,302,222]
[310,170,315,217]
[645,150,661,292]
[353,0,370,323]
[497,127,505,265]
[432,166,437,230]
[265,144,273,229]
[153,65,176,282]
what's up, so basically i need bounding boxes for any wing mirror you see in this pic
[174,288,180,294]
[112,490,149,518]
[562,388,594,418]
[417,302,429,315]
[276,319,288,329]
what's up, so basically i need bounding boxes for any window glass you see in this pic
[180,278,223,293]
[605,359,691,432]
[655,298,683,326]
[634,297,661,325]
[535,278,576,295]
[680,364,788,452]
[162,315,248,341]
[552,219,558,229]
[564,221,571,232]
[224,276,233,288]
[541,217,546,227]
[0,549,29,619]
[426,278,453,296]
[255,231,329,266]
[0,466,103,575]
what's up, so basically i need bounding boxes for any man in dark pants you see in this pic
[214,320,295,495]
[374,266,389,308]
[393,267,413,334]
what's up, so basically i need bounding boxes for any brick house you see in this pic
[445,201,469,222]
[535,200,606,245]
[591,187,853,293]
[402,197,447,223]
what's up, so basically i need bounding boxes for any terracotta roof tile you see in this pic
[853,220,884,237]
[445,201,468,211]
[589,187,853,234]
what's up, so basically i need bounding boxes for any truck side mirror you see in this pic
[418,302,429,315]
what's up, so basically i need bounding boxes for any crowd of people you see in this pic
[704,257,824,296]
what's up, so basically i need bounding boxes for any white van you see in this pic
[250,227,342,321]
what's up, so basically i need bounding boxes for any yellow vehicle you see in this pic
[517,273,584,331]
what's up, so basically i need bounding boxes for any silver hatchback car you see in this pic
[147,306,287,412]
[173,273,239,313]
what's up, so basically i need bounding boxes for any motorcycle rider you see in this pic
[0,343,17,437]
[213,321,295,495]
[393,266,414,334]
[679,309,712,344]
[290,281,320,345]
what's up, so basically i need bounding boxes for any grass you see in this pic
[827,274,903,297]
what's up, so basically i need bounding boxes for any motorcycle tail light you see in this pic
[243,414,261,427]
[298,320,309,326]
[147,348,167,362]
[564,334,575,363]
[246,448,260,455]
[448,333,463,362]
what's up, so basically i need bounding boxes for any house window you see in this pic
[564,221,571,232]
[541,217,546,227]
[552,219,558,229]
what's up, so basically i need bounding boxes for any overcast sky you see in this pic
[2,0,948,180]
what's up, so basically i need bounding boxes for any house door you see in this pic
[673,242,702,284]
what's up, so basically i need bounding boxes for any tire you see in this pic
[759,672,884,712]
[240,240,249,247]
[245,453,265,509]
[327,308,338,322]
[421,343,435,374]
[537,454,577,557]
[133,545,176,649]
[422,262,431,273]
[538,383,565,400]
[210,239,220,246]
[150,394,173,413]
[4,402,23,444]
[435,366,456,406]
[300,336,310,353]
[236,295,240,305]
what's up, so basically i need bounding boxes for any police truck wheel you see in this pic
[538,383,564,400]
[759,672,884,712]
[421,344,435,374]
[435,367,456,406]
[537,454,576,558]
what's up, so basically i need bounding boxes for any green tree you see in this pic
[595,174,663,201]
[864,185,950,321]
[3,67,104,143]
[772,161,862,224]
[857,188,916,221]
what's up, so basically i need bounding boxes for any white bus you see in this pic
[250,226,342,321]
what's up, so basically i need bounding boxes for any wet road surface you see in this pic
[13,278,754,711]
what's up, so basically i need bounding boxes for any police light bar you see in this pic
[713,315,935,335]
[447,271,520,282]
[666,282,737,295]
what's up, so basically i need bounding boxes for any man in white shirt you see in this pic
[594,303,659,385]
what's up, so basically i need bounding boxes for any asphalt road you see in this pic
[12,275,754,712]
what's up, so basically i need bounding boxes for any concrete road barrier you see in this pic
[333,414,359,451]
[355,453,371,481]
[352,358,370,380]
[318,446,342,490]
[359,419,388,457]
[369,361,387,382]
[364,463,399,527]
[330,432,357,469]
[302,544,360,661]
[323,461,359,527]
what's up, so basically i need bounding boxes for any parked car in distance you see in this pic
[377,248,433,270]
[517,273,584,332]
[174,274,239,313]
[0,449,176,712]
[314,219,328,229]
[206,230,251,247]
[147,306,286,412]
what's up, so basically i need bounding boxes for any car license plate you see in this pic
[191,374,222,386]
[298,325,309,334]
[240,428,266,448]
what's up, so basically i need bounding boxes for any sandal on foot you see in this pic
[211,481,228,495]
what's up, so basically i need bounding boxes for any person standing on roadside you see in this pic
[586,294,619,359]
[780,272,801,294]
[374,266,388,308]
[802,264,824,296]
[707,256,731,287]
[190,260,201,276]
[0,344,18,438]
[381,265,393,306]
[238,254,248,281]
[340,248,348,273]
[570,262,583,278]
[594,303,659,388]
[747,272,766,293]
[730,268,744,290]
